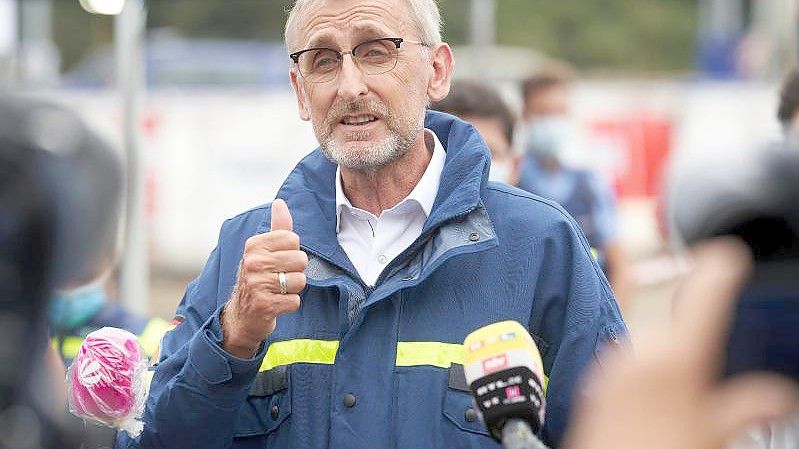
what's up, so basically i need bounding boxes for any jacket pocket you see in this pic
[442,364,492,438]
[233,365,292,438]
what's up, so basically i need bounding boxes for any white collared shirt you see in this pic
[336,129,445,286]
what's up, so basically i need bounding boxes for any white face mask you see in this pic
[489,161,512,184]
[523,117,575,159]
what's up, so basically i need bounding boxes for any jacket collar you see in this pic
[274,110,491,272]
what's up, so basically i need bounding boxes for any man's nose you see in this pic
[336,54,369,101]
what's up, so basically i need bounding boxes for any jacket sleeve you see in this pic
[531,214,627,448]
[115,220,268,449]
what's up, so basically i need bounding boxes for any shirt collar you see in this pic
[335,128,445,232]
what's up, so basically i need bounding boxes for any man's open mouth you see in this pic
[340,114,379,125]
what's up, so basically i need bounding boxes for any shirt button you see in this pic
[343,393,357,408]
[468,232,480,242]
[271,405,279,419]
[377,254,387,264]
[464,408,478,422]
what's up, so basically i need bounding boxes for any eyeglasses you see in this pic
[289,37,426,83]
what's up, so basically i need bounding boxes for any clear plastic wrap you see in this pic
[66,327,149,437]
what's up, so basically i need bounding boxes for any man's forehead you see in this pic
[297,0,412,47]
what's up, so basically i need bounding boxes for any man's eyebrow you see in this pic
[302,22,397,50]
[350,22,392,38]
[305,34,337,49]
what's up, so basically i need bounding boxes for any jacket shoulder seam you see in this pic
[486,185,567,215]
[223,204,271,224]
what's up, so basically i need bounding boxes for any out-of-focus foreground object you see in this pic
[67,327,148,437]
[0,94,122,448]
[669,140,799,381]
[564,239,799,449]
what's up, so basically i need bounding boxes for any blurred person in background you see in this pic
[45,163,169,366]
[778,69,799,142]
[117,1,626,448]
[518,64,633,311]
[49,255,170,366]
[430,79,520,185]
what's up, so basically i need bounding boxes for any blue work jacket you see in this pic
[117,111,626,449]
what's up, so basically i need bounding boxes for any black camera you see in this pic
[0,95,122,447]
[670,141,799,381]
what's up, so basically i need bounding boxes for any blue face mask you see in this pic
[49,280,107,330]
[523,117,574,159]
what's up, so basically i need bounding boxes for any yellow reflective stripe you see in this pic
[52,318,170,362]
[138,318,171,357]
[395,341,465,368]
[61,336,84,360]
[394,341,550,392]
[259,339,339,372]
[251,339,550,393]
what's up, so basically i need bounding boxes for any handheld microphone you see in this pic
[463,321,548,449]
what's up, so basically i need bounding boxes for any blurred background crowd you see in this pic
[1,0,797,339]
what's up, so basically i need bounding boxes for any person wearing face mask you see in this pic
[49,260,171,366]
[518,65,633,311]
[429,80,520,185]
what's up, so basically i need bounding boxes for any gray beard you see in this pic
[318,124,420,171]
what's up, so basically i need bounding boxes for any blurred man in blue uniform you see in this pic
[116,2,626,449]
[49,267,169,365]
[518,66,632,309]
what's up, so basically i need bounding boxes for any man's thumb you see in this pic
[270,199,293,231]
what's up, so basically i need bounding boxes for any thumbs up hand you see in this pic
[221,199,308,358]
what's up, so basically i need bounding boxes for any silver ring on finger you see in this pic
[278,271,288,295]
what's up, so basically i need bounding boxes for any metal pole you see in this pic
[470,0,496,49]
[0,0,17,87]
[116,0,148,314]
[18,0,58,88]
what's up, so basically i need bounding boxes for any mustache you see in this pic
[325,99,390,124]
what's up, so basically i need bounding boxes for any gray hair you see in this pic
[284,0,442,53]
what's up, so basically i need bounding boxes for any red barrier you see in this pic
[588,113,673,199]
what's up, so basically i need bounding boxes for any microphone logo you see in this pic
[482,354,508,373]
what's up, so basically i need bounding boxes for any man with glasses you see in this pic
[117,1,625,449]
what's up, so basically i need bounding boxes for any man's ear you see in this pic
[426,43,454,102]
[290,69,311,121]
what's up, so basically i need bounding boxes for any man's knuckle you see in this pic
[244,235,262,252]
[241,255,260,273]
[289,251,306,269]
[257,254,276,272]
